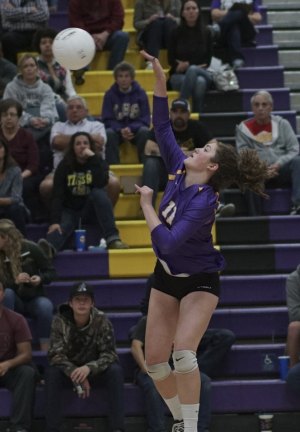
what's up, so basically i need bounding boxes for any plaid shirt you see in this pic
[1,0,49,31]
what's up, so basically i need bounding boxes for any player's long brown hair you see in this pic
[209,142,270,197]
[0,219,23,285]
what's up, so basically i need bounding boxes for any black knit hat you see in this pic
[69,282,94,300]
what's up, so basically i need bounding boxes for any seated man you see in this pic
[235,90,300,215]
[0,0,49,64]
[102,61,151,164]
[39,95,121,209]
[45,282,125,432]
[210,0,262,69]
[0,281,36,432]
[68,0,129,83]
[286,265,300,395]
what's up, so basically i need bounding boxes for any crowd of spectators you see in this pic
[0,1,300,432]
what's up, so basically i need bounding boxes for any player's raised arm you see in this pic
[140,50,167,98]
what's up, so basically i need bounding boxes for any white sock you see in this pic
[163,395,183,421]
[181,403,199,431]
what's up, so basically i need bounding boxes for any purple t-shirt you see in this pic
[151,96,226,276]
[0,307,32,361]
[210,0,260,12]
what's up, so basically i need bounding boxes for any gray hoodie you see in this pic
[3,75,58,127]
[286,265,300,322]
[235,114,299,167]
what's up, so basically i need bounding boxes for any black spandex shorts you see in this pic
[153,260,220,300]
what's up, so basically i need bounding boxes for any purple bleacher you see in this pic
[236,66,284,88]
[264,189,292,214]
[275,245,300,273]
[255,25,273,45]
[241,88,291,111]
[208,307,288,340]
[54,251,109,279]
[242,45,278,67]
[44,279,146,308]
[269,216,300,243]
[49,12,68,31]
[219,274,287,306]
[1,379,299,418]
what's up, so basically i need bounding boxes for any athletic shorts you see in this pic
[153,260,220,300]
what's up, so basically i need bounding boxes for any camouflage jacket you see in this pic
[48,304,118,376]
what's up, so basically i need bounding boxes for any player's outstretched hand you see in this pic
[140,50,166,88]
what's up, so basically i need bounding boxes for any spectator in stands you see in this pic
[0,280,37,432]
[0,138,28,235]
[39,95,121,209]
[167,0,213,113]
[0,218,56,351]
[38,131,128,256]
[3,53,58,176]
[68,0,129,84]
[34,27,77,122]
[133,0,181,69]
[0,42,17,98]
[0,0,49,64]
[236,90,300,216]
[131,275,236,432]
[0,98,44,223]
[210,0,262,69]
[45,281,125,432]
[102,61,151,164]
[142,97,236,217]
[286,265,300,369]
[285,264,300,395]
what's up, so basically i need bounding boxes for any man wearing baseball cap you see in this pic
[142,98,235,216]
[45,282,125,432]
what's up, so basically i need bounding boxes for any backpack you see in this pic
[212,64,240,92]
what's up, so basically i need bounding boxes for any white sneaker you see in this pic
[172,420,184,432]
[145,61,153,70]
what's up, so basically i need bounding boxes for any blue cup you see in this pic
[278,355,290,380]
[75,229,86,251]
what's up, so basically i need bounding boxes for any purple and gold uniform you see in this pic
[151,96,226,283]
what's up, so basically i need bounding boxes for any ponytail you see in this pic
[209,142,270,197]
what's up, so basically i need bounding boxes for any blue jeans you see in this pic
[135,370,211,432]
[47,188,120,251]
[45,362,125,432]
[4,288,53,342]
[197,328,236,377]
[0,202,27,236]
[142,156,168,206]
[106,127,149,164]
[286,363,300,396]
[169,65,213,113]
[139,18,177,58]
[104,30,129,70]
[219,9,256,62]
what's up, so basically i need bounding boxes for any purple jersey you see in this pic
[151,96,226,276]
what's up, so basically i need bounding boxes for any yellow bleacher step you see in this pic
[108,247,156,277]
[122,0,135,8]
[124,8,134,29]
[116,220,151,247]
[111,162,142,190]
[89,49,169,71]
[80,91,179,116]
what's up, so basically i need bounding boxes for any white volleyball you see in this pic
[52,27,96,70]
